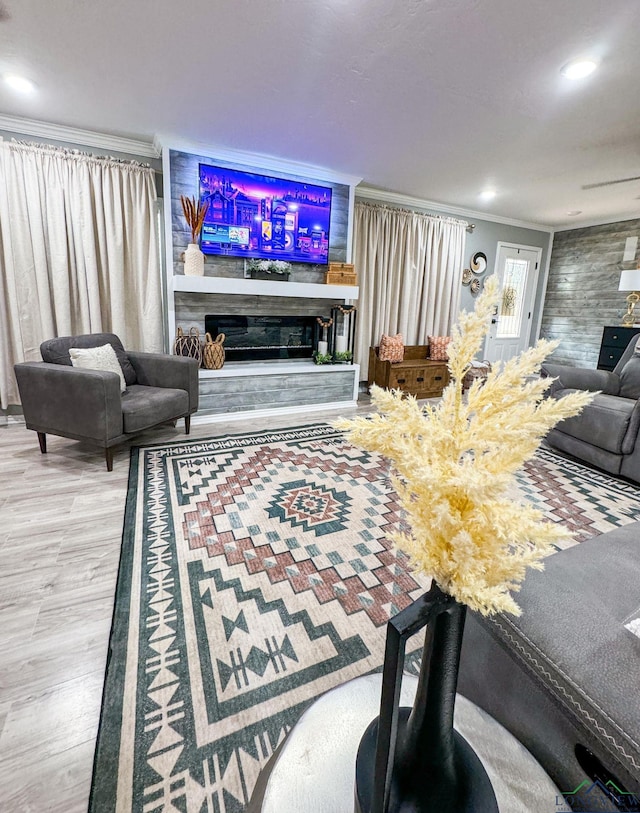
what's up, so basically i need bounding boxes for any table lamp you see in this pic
[618,266,640,326]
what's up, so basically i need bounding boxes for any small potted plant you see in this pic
[333,350,353,363]
[313,350,333,365]
[181,195,209,276]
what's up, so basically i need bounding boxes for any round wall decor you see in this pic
[470,277,481,294]
[471,252,487,274]
[462,268,473,285]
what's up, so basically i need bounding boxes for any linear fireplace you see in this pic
[205,314,316,361]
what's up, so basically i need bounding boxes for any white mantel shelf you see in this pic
[172,274,359,300]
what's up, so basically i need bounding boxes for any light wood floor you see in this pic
[0,403,369,812]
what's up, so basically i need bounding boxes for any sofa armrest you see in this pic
[127,352,199,413]
[541,363,620,395]
[619,398,640,455]
[14,362,123,443]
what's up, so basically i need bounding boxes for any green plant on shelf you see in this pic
[334,350,353,363]
[313,351,333,365]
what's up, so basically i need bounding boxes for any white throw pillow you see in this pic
[69,344,126,392]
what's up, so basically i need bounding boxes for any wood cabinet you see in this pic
[597,326,640,371]
[368,345,449,398]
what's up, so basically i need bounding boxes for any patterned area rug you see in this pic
[90,424,640,813]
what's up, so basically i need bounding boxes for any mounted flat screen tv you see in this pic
[199,163,332,265]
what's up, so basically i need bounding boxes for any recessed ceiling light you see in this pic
[3,73,36,94]
[480,189,496,201]
[561,60,598,80]
[567,210,582,216]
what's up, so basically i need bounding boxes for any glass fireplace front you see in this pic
[204,314,316,362]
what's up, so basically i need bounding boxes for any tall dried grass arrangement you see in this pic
[335,275,594,616]
[180,195,209,243]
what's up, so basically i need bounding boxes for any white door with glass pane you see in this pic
[483,244,542,363]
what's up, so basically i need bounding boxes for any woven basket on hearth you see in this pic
[203,332,225,370]
[173,326,203,366]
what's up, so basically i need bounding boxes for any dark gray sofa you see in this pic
[14,333,199,470]
[459,523,640,809]
[542,335,640,483]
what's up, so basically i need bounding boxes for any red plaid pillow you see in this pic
[428,335,451,361]
[379,333,405,362]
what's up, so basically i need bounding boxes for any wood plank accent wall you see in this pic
[174,293,344,335]
[170,149,349,283]
[199,369,356,414]
[540,218,640,367]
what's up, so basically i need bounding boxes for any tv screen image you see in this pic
[199,163,332,265]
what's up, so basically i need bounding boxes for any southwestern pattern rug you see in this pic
[90,423,640,813]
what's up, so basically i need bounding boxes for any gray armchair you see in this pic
[541,334,640,482]
[14,333,199,471]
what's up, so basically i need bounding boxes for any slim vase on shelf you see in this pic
[184,243,204,276]
[355,582,498,813]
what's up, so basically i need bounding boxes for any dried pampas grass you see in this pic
[335,275,593,616]
[180,195,209,243]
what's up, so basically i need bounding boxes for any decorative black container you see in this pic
[354,582,498,813]
[248,268,290,282]
[330,305,357,363]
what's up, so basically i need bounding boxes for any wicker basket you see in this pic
[173,327,203,366]
[462,360,492,392]
[325,263,357,286]
[203,332,225,370]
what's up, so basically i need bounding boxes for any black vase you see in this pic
[354,582,498,813]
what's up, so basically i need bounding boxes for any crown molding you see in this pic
[0,114,159,158]
[553,212,640,232]
[356,185,554,233]
[155,135,362,187]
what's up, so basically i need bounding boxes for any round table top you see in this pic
[249,673,570,813]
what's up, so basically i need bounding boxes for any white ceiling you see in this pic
[1,0,639,229]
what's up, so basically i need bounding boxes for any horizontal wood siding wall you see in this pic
[169,150,354,413]
[540,218,640,367]
[199,370,356,414]
[170,149,349,283]
[174,294,343,337]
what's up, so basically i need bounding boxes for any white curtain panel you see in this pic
[0,141,162,409]
[353,201,466,373]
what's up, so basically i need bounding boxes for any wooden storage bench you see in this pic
[368,344,449,398]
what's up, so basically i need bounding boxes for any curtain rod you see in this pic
[6,139,155,172]
[356,200,469,229]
